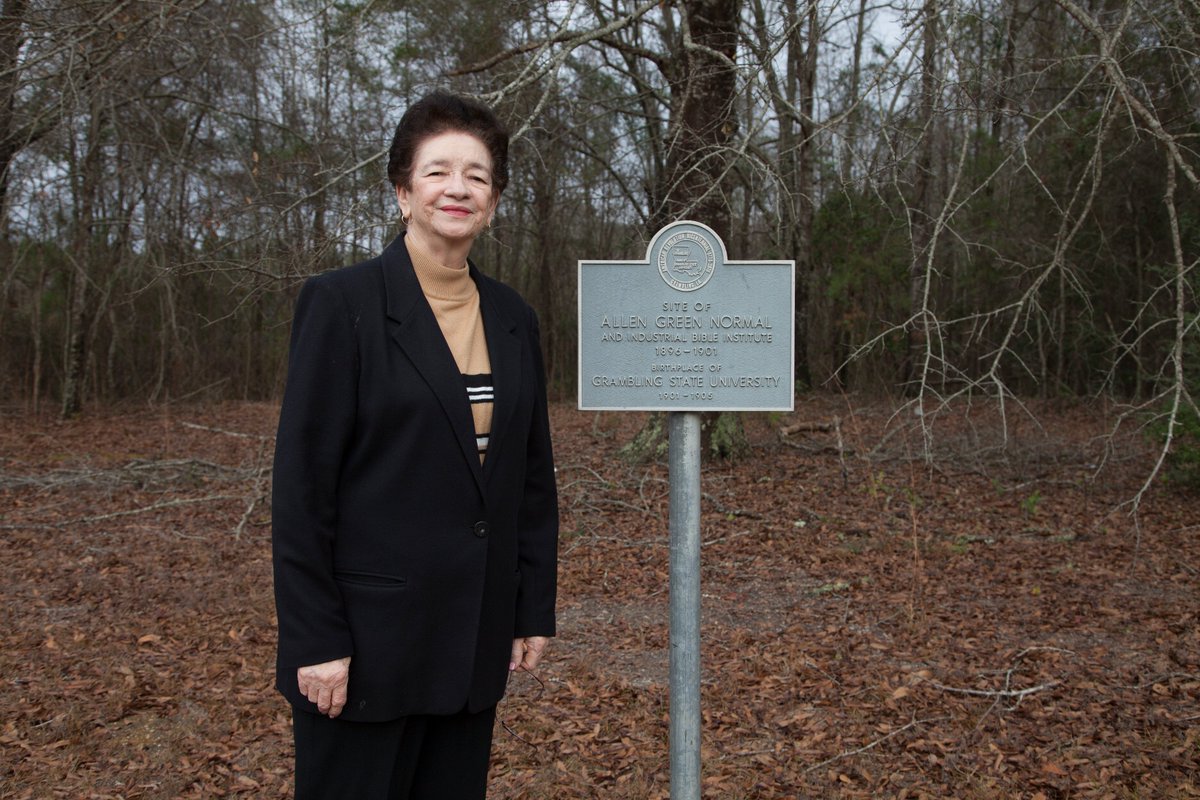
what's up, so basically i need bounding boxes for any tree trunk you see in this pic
[991,0,1021,145]
[628,0,746,461]
[532,126,560,389]
[904,0,940,396]
[61,100,105,418]
[842,0,868,185]
[0,0,30,360]
[661,0,741,240]
[29,258,45,413]
[749,0,817,387]
[0,0,29,238]
[795,0,818,390]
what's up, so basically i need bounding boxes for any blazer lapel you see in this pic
[476,272,521,483]
[382,235,486,494]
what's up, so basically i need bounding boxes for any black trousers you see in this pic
[292,705,497,800]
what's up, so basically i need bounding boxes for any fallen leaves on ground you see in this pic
[0,398,1197,798]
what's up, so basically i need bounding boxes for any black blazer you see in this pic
[271,233,558,722]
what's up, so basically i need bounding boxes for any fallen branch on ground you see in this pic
[0,494,245,530]
[181,421,273,440]
[780,420,835,436]
[926,679,1060,700]
[803,716,944,774]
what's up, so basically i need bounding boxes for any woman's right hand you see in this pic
[297,656,351,718]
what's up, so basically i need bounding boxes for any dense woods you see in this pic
[1,0,1197,454]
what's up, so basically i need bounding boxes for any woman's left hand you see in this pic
[510,636,548,672]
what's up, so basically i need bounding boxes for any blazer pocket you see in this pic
[334,570,408,588]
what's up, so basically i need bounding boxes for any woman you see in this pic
[271,91,558,799]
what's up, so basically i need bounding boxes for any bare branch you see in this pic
[803,716,944,774]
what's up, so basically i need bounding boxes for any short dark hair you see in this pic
[386,91,509,195]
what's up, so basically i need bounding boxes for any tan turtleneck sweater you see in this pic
[406,237,493,462]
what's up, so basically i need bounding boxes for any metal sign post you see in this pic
[578,221,794,798]
[669,411,702,800]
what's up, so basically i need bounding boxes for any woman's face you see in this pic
[395,130,498,260]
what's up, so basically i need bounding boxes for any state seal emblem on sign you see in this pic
[657,230,716,292]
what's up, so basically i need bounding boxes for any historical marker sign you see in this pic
[578,220,795,411]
